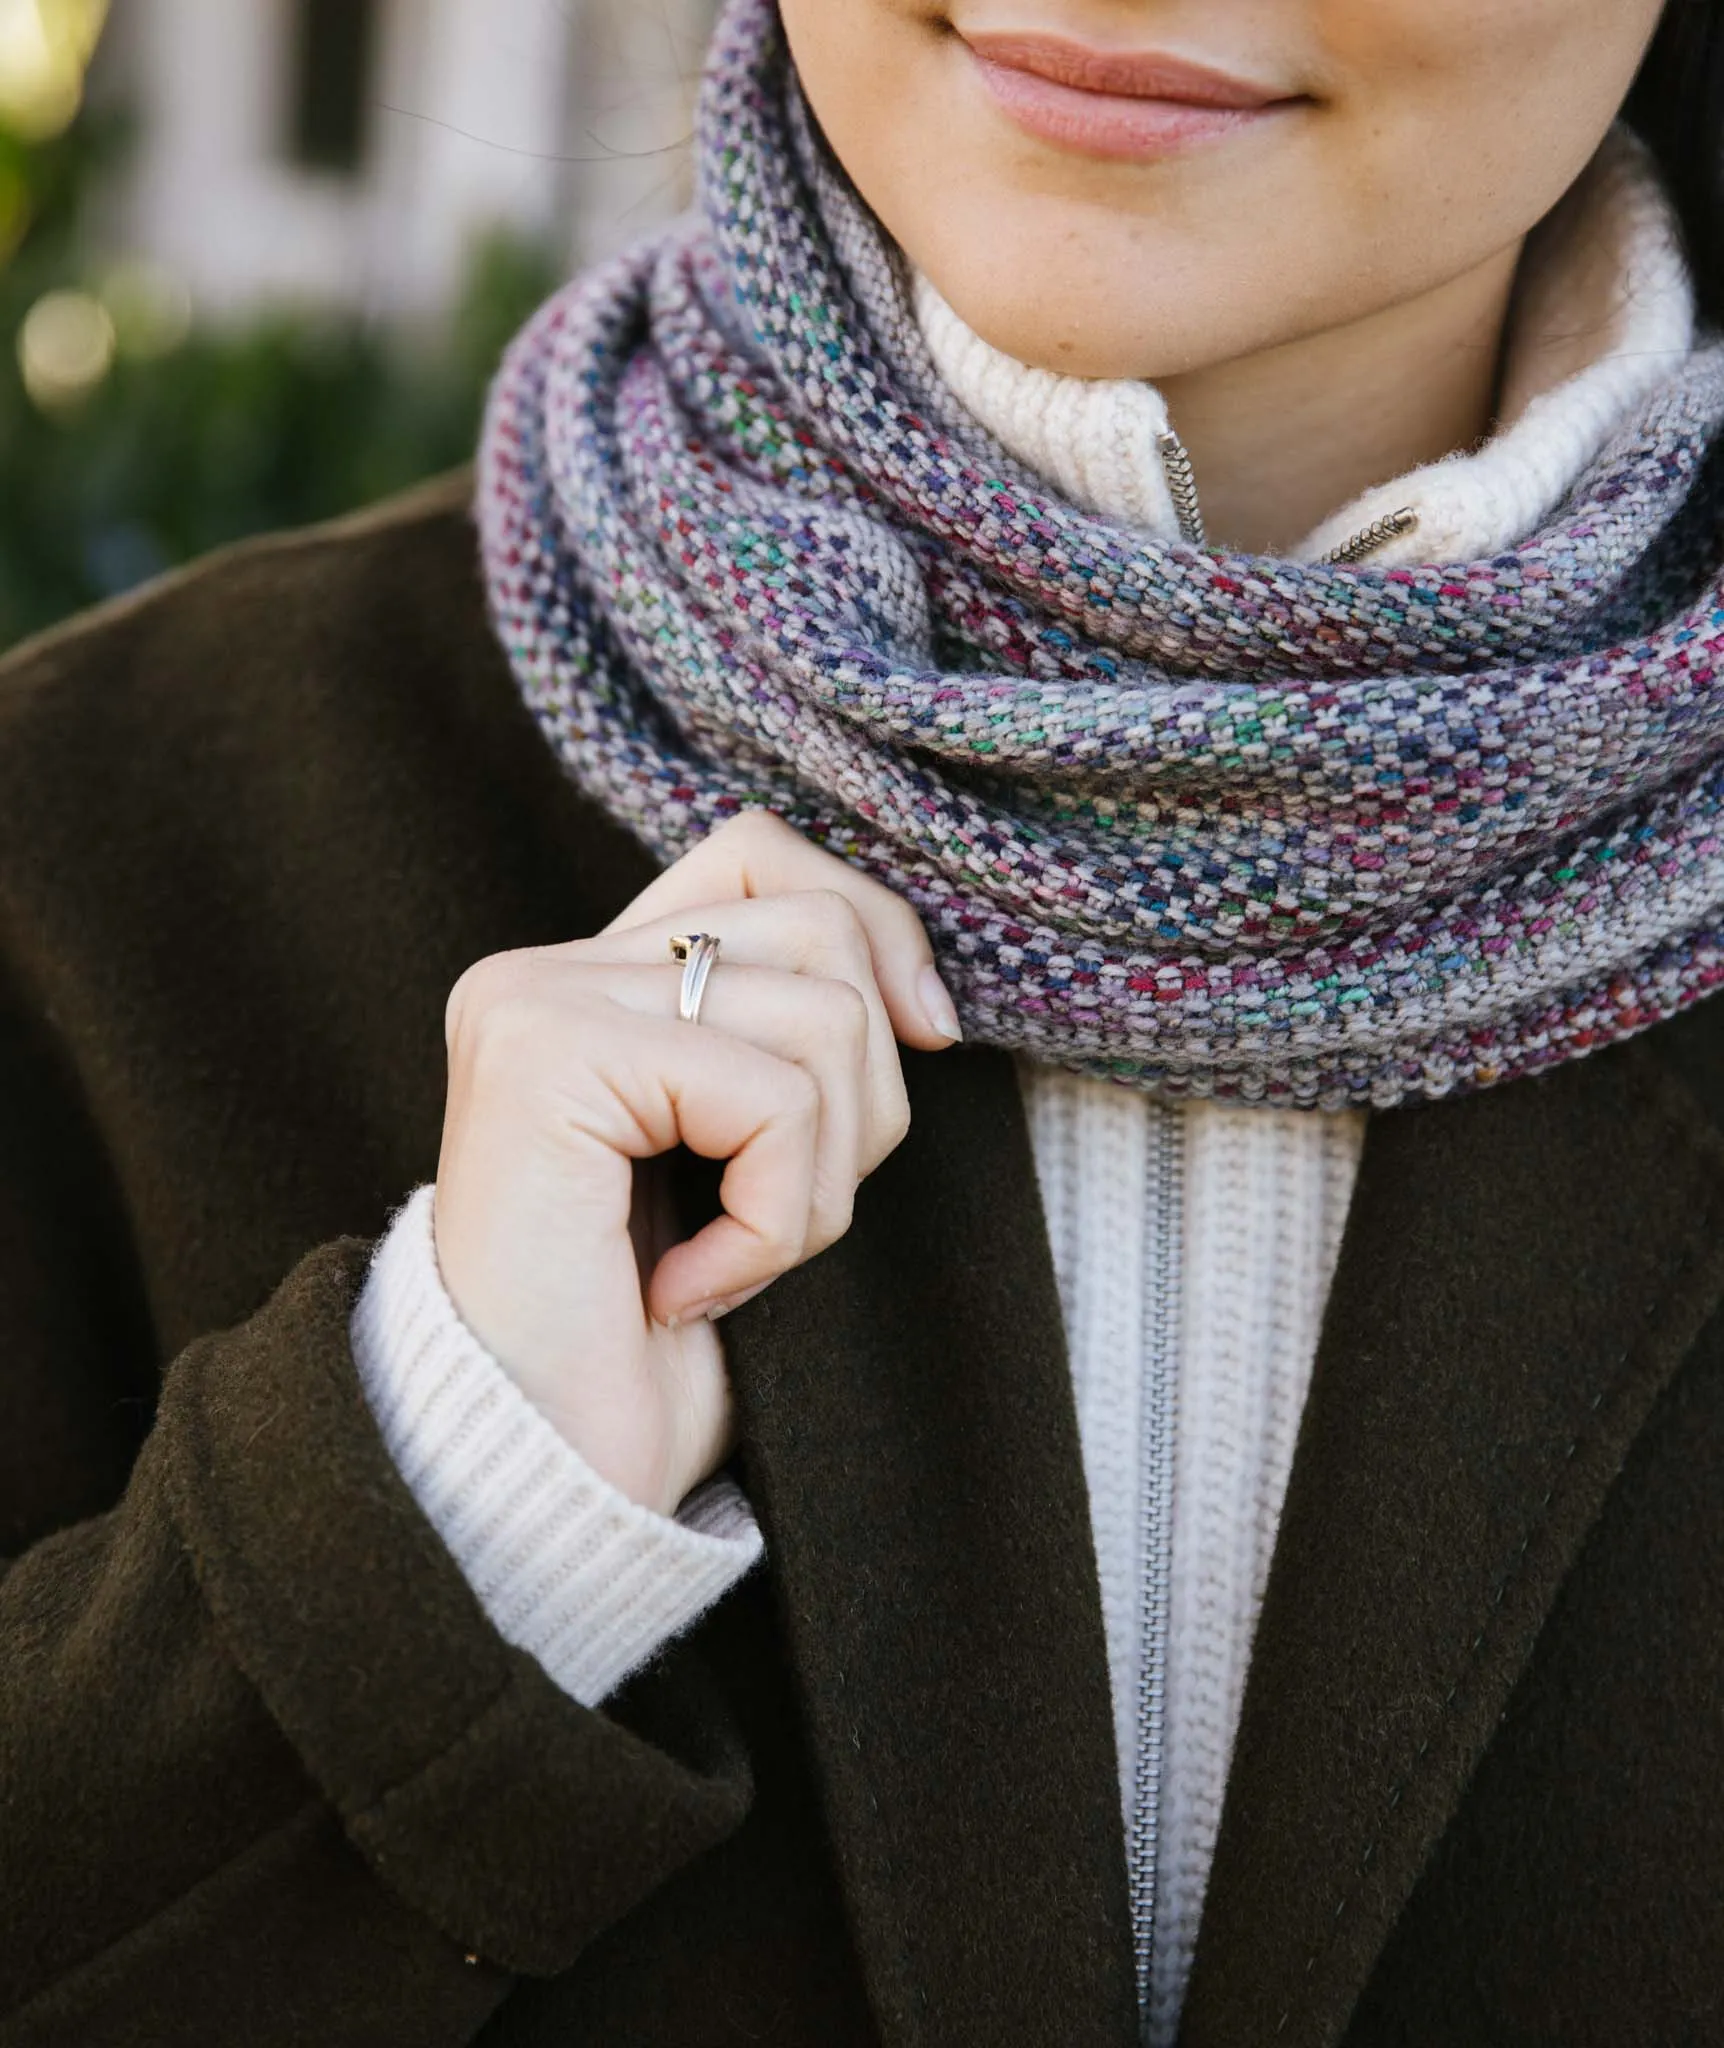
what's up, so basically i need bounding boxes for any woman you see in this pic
[2,0,1721,2040]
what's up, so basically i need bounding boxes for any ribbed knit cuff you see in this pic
[350,1187,763,1707]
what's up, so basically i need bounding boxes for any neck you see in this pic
[1157,245,1524,555]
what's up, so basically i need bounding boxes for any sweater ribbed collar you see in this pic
[913,126,1694,566]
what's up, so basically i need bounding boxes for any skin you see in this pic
[780,0,1667,549]
[438,3,1668,1510]
[437,817,961,1514]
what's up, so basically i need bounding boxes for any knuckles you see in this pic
[876,1095,913,1159]
[445,949,604,1078]
[804,1185,857,1257]
[791,885,868,950]
[804,971,871,1053]
[679,812,936,988]
[689,809,808,886]
[770,1058,824,1130]
[705,808,798,855]
[444,951,520,1054]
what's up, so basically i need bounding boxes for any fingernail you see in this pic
[918,963,964,1042]
[708,1281,769,1321]
[667,1280,769,1328]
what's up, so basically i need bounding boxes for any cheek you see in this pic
[777,0,947,168]
[1315,0,1663,214]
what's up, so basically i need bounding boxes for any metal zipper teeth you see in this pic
[1128,1107,1183,2037]
[1153,427,1421,566]
[1318,505,1419,565]
[1154,430,1207,549]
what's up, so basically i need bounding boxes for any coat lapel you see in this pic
[1181,1032,1724,2048]
[720,1045,1139,2048]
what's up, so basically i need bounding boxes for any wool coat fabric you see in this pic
[1,473,1722,2048]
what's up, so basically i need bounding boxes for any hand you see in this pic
[432,813,963,1516]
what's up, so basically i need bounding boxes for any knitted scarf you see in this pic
[478,0,1724,1109]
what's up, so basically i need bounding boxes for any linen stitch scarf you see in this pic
[479,0,1724,1109]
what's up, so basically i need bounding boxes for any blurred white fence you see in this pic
[94,0,716,323]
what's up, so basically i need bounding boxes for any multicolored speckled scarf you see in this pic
[478,0,1724,1109]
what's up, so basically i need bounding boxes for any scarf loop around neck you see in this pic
[479,0,1724,1109]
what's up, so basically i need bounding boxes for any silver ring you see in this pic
[669,932,721,1025]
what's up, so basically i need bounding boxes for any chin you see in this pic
[888,153,1308,382]
[913,240,1241,383]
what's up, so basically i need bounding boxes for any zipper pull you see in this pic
[1153,430,1419,566]
[1320,506,1418,567]
[1155,429,1207,549]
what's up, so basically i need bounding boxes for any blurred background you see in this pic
[0,0,720,651]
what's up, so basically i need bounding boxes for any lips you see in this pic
[961,30,1298,161]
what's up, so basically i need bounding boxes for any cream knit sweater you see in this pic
[351,127,1691,2042]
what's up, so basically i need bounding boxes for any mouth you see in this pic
[960,31,1304,162]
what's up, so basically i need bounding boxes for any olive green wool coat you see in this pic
[1,475,1721,2048]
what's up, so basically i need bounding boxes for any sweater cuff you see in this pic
[351,1187,763,1707]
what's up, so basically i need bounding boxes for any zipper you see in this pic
[1319,504,1420,565]
[1155,424,1418,565]
[1154,430,1207,550]
[1129,1107,1183,2039]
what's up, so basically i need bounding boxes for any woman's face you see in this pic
[778,0,1669,381]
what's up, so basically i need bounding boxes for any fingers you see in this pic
[570,958,873,1246]
[576,892,910,1173]
[441,819,962,1347]
[558,1003,828,1326]
[445,951,877,1324]
[603,812,963,1052]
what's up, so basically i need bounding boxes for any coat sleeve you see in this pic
[0,998,754,2046]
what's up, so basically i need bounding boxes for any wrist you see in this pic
[430,1182,724,1516]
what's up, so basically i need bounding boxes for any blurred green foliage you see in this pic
[0,109,559,652]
